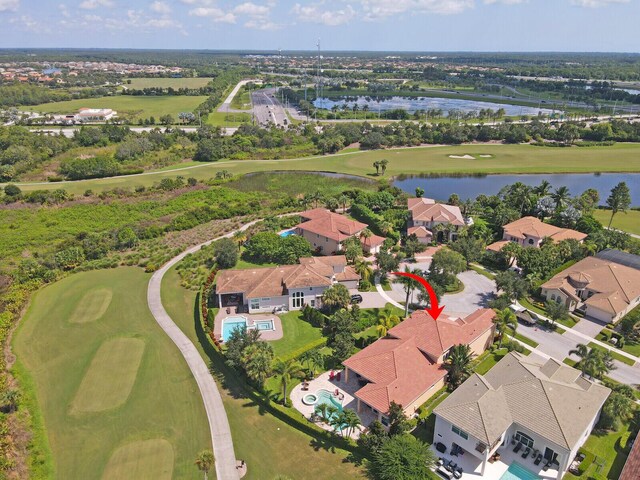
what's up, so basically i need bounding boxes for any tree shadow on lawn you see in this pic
[193,294,364,460]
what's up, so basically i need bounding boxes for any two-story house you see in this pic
[407,198,465,242]
[433,352,610,479]
[342,308,495,426]
[487,216,587,253]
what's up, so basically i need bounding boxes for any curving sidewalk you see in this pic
[147,214,301,479]
[147,219,264,480]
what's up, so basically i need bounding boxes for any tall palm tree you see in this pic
[315,403,330,422]
[362,104,369,120]
[379,159,389,175]
[569,344,616,379]
[354,259,373,284]
[195,450,215,480]
[241,342,273,387]
[494,308,517,349]
[445,344,473,389]
[336,408,362,437]
[299,349,324,378]
[552,186,571,210]
[376,310,401,337]
[338,194,349,212]
[273,358,304,404]
[233,229,247,247]
[397,266,421,317]
[534,180,552,196]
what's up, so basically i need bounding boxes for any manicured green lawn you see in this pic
[564,422,635,480]
[588,342,636,366]
[205,110,252,127]
[161,266,365,480]
[27,95,209,121]
[520,296,578,328]
[12,267,210,480]
[270,311,325,358]
[594,209,640,235]
[12,143,640,194]
[473,348,509,375]
[124,77,213,89]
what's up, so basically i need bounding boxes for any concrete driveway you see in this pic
[383,268,496,318]
[518,322,640,386]
[572,317,608,338]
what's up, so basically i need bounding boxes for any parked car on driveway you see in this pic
[351,294,363,304]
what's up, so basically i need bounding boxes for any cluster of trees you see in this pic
[358,402,436,480]
[0,83,110,108]
[242,231,313,265]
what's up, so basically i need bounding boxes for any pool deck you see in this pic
[214,307,283,342]
[431,442,560,480]
[290,369,376,439]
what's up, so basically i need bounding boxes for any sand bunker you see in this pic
[448,155,475,159]
[479,154,493,158]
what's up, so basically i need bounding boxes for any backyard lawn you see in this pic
[12,267,210,480]
[594,209,640,235]
[161,265,365,480]
[564,421,636,480]
[12,143,640,194]
[271,311,325,358]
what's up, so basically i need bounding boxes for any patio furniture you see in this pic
[329,371,335,381]
[435,442,447,454]
[522,447,531,459]
[534,454,543,466]
[436,466,452,479]
[336,371,341,381]
[542,460,550,472]
[513,442,523,453]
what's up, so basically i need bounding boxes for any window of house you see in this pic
[292,291,304,309]
[451,425,469,440]
[550,294,556,301]
[381,416,389,426]
[528,239,534,245]
[310,300,315,307]
[515,431,534,448]
[250,299,259,310]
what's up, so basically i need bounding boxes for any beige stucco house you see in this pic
[487,216,587,252]
[407,198,465,242]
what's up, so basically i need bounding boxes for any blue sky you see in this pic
[0,0,638,52]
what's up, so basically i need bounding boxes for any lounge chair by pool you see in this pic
[513,442,522,453]
[522,447,531,459]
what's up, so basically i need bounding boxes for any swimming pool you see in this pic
[221,316,247,342]
[314,389,346,429]
[279,229,296,237]
[499,462,539,480]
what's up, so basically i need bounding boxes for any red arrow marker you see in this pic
[392,271,445,321]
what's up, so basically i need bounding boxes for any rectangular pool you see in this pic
[255,320,274,331]
[222,316,247,342]
[499,462,539,480]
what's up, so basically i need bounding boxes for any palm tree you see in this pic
[373,161,381,175]
[569,344,616,379]
[315,403,330,422]
[299,349,324,378]
[376,310,401,337]
[338,194,349,212]
[362,104,369,120]
[339,408,362,437]
[233,229,247,247]
[445,344,473,389]
[195,450,215,480]
[534,180,551,196]
[331,104,339,119]
[379,159,389,175]
[273,358,304,404]
[241,342,273,387]
[397,266,421,317]
[309,190,323,208]
[494,308,517,349]
[354,259,373,284]
[552,186,570,210]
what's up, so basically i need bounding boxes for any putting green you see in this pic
[101,439,174,480]
[69,287,113,324]
[71,337,145,413]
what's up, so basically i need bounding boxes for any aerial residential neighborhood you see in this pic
[1,2,640,480]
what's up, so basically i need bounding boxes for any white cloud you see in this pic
[59,3,71,17]
[150,0,171,14]
[9,14,47,32]
[189,6,236,22]
[358,0,474,20]
[484,0,527,4]
[292,3,356,25]
[79,0,114,9]
[570,0,629,6]
[244,18,281,29]
[0,0,19,12]
[234,2,270,17]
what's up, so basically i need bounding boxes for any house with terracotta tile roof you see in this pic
[295,208,385,255]
[541,253,640,323]
[620,429,640,480]
[433,352,610,479]
[215,255,359,313]
[487,216,587,252]
[342,308,495,425]
[407,198,465,242]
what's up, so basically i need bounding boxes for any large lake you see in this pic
[393,173,640,206]
[313,96,556,117]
